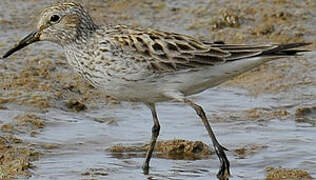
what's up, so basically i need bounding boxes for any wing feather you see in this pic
[109,25,310,72]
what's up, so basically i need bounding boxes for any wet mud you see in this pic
[0,0,315,179]
[265,167,312,180]
[0,135,40,179]
[107,139,213,160]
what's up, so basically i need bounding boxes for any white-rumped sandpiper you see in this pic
[2,2,311,179]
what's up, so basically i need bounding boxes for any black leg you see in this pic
[142,103,160,175]
[184,98,230,180]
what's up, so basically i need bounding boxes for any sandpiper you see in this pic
[2,2,310,179]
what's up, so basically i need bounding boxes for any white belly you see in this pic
[98,57,273,103]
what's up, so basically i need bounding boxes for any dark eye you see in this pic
[50,15,60,22]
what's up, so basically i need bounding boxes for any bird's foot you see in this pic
[215,144,230,180]
[142,163,150,175]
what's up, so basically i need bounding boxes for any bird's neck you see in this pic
[59,20,99,48]
[76,20,99,39]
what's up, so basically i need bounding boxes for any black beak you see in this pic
[2,31,40,59]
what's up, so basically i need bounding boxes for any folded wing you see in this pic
[111,26,310,72]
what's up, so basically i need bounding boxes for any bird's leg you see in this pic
[142,103,160,175]
[183,98,230,180]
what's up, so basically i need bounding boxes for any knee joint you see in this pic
[152,124,160,135]
[195,105,205,116]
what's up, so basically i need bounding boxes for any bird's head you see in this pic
[2,1,97,59]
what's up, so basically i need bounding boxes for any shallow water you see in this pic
[2,85,315,179]
[0,0,316,179]
[18,87,314,180]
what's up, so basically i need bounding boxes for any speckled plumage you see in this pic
[2,2,310,179]
[61,22,309,103]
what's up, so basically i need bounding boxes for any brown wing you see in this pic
[111,26,310,72]
[207,42,310,60]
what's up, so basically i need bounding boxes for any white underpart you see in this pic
[95,56,275,103]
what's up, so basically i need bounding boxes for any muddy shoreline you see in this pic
[0,0,315,179]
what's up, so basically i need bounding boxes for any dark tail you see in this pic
[261,42,312,56]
